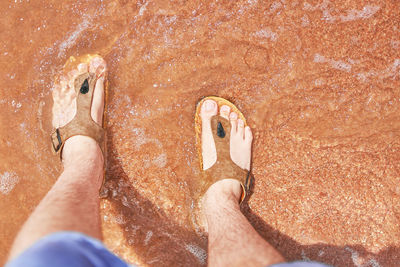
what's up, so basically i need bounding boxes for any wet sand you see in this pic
[1,0,400,266]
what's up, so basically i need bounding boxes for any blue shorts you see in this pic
[6,232,330,267]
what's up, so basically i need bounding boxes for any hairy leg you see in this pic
[200,100,285,267]
[203,180,285,267]
[8,137,103,260]
[8,57,106,260]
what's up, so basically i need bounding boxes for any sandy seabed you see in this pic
[1,0,400,266]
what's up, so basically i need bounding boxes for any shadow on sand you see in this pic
[103,134,400,266]
[101,73,400,267]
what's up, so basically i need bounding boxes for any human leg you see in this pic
[8,57,107,260]
[203,180,285,267]
[199,100,285,267]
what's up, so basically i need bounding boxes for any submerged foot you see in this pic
[52,56,107,169]
[199,99,253,205]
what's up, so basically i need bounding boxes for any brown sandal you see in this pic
[51,55,106,159]
[195,96,252,203]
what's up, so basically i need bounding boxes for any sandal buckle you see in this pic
[245,171,253,192]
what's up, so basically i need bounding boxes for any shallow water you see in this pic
[1,0,400,266]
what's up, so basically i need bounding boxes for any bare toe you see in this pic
[77,63,88,73]
[89,57,106,77]
[91,74,106,125]
[245,126,253,143]
[237,119,245,139]
[200,99,218,170]
[230,112,238,134]
[52,56,107,130]
[230,120,252,171]
[220,105,231,119]
[200,100,218,120]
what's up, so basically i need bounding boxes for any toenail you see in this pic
[221,106,229,112]
[230,112,237,119]
[78,63,87,71]
[205,101,215,111]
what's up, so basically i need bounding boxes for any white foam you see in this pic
[164,15,177,25]
[393,59,400,69]
[37,100,45,133]
[314,53,352,72]
[303,2,380,23]
[131,128,148,150]
[0,172,19,195]
[330,60,352,72]
[114,214,126,225]
[185,244,207,265]
[313,53,326,63]
[340,5,380,22]
[131,127,162,150]
[345,247,381,267]
[58,18,91,57]
[383,58,400,77]
[138,1,149,16]
[247,0,258,6]
[321,2,336,23]
[301,249,311,261]
[253,28,278,42]
[303,2,318,11]
[391,40,400,49]
[301,15,310,26]
[270,1,282,13]
[10,100,22,112]
[144,230,153,245]
[356,58,400,82]
[153,153,167,168]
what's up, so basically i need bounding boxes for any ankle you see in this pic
[202,179,242,209]
[62,136,104,169]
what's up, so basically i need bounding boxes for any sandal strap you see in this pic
[51,72,105,159]
[203,115,252,203]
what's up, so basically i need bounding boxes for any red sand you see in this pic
[1,0,400,266]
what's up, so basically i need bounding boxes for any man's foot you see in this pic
[52,56,107,171]
[197,100,285,266]
[199,99,253,209]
